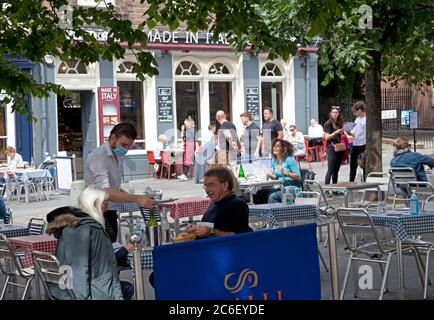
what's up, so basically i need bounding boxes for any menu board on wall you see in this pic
[245,87,260,121]
[158,87,173,123]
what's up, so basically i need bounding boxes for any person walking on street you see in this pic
[348,101,366,182]
[215,110,240,165]
[85,122,153,242]
[260,107,283,157]
[240,112,261,162]
[324,107,345,184]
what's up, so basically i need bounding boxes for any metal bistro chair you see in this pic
[358,172,390,211]
[406,181,434,211]
[303,180,334,245]
[32,251,76,300]
[0,233,35,300]
[294,191,329,272]
[389,167,417,209]
[28,218,46,235]
[425,195,434,212]
[336,208,416,300]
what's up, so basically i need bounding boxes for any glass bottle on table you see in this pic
[409,190,420,215]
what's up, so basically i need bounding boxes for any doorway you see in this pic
[57,91,96,179]
[209,81,232,126]
[175,81,201,133]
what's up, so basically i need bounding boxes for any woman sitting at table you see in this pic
[45,186,124,300]
[6,146,24,168]
[255,139,301,204]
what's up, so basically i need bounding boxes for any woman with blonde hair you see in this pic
[45,186,123,299]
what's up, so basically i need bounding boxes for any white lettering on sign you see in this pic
[381,109,397,120]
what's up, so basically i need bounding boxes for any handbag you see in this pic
[331,142,346,152]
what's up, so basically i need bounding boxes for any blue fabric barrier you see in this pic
[153,223,320,300]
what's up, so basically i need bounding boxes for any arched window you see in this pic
[208,63,230,75]
[175,61,200,75]
[58,60,88,74]
[261,63,282,76]
[117,61,134,73]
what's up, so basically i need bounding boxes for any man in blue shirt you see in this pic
[390,136,434,181]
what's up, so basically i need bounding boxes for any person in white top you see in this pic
[6,146,24,168]
[346,101,366,182]
[288,124,306,157]
[307,119,324,147]
[280,119,291,142]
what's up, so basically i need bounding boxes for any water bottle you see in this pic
[409,190,420,215]
[282,188,294,205]
[356,171,363,185]
[160,208,171,244]
[30,157,35,169]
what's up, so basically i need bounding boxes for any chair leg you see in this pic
[412,247,427,290]
[379,255,392,300]
[378,262,389,292]
[0,275,10,300]
[21,278,33,300]
[340,255,353,300]
[318,250,329,272]
[424,248,432,300]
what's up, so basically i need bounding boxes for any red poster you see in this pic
[98,86,120,144]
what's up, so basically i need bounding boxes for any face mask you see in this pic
[112,146,128,157]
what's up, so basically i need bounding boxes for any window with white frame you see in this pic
[261,63,282,77]
[117,61,134,73]
[58,60,88,74]
[209,63,230,75]
[175,61,200,76]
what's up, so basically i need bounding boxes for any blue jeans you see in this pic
[268,186,298,203]
[120,281,134,300]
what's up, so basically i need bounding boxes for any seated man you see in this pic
[187,167,251,238]
[390,136,434,182]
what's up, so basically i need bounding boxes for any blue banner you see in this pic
[153,223,320,300]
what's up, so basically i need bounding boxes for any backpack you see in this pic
[300,169,316,190]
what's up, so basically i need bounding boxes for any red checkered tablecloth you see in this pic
[9,234,57,268]
[158,197,211,219]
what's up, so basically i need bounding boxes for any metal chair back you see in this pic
[294,191,321,207]
[28,218,46,235]
[0,233,34,300]
[336,208,387,256]
[303,180,329,207]
[32,251,76,300]
[424,195,434,212]
[389,167,417,191]
[406,181,434,209]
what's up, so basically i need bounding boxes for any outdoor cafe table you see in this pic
[239,179,283,204]
[157,197,211,235]
[371,210,434,300]
[321,182,384,207]
[128,247,154,271]
[0,224,30,238]
[248,203,319,226]
[9,234,57,268]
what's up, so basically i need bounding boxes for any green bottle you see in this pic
[238,163,245,178]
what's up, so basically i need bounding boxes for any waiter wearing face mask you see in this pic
[85,122,153,242]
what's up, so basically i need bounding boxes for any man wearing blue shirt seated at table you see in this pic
[264,139,301,203]
[186,167,251,238]
[390,136,434,181]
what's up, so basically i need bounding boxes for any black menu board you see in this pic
[158,87,173,123]
[245,87,260,121]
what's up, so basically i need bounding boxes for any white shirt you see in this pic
[352,116,366,146]
[7,153,24,168]
[289,132,306,155]
[308,124,324,138]
[153,141,164,160]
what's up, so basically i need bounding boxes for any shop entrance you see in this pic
[175,81,201,133]
[57,90,96,179]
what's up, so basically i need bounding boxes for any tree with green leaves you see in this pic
[223,0,434,173]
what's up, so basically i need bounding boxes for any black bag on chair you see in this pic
[300,169,316,190]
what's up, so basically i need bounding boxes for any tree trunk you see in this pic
[365,50,383,174]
